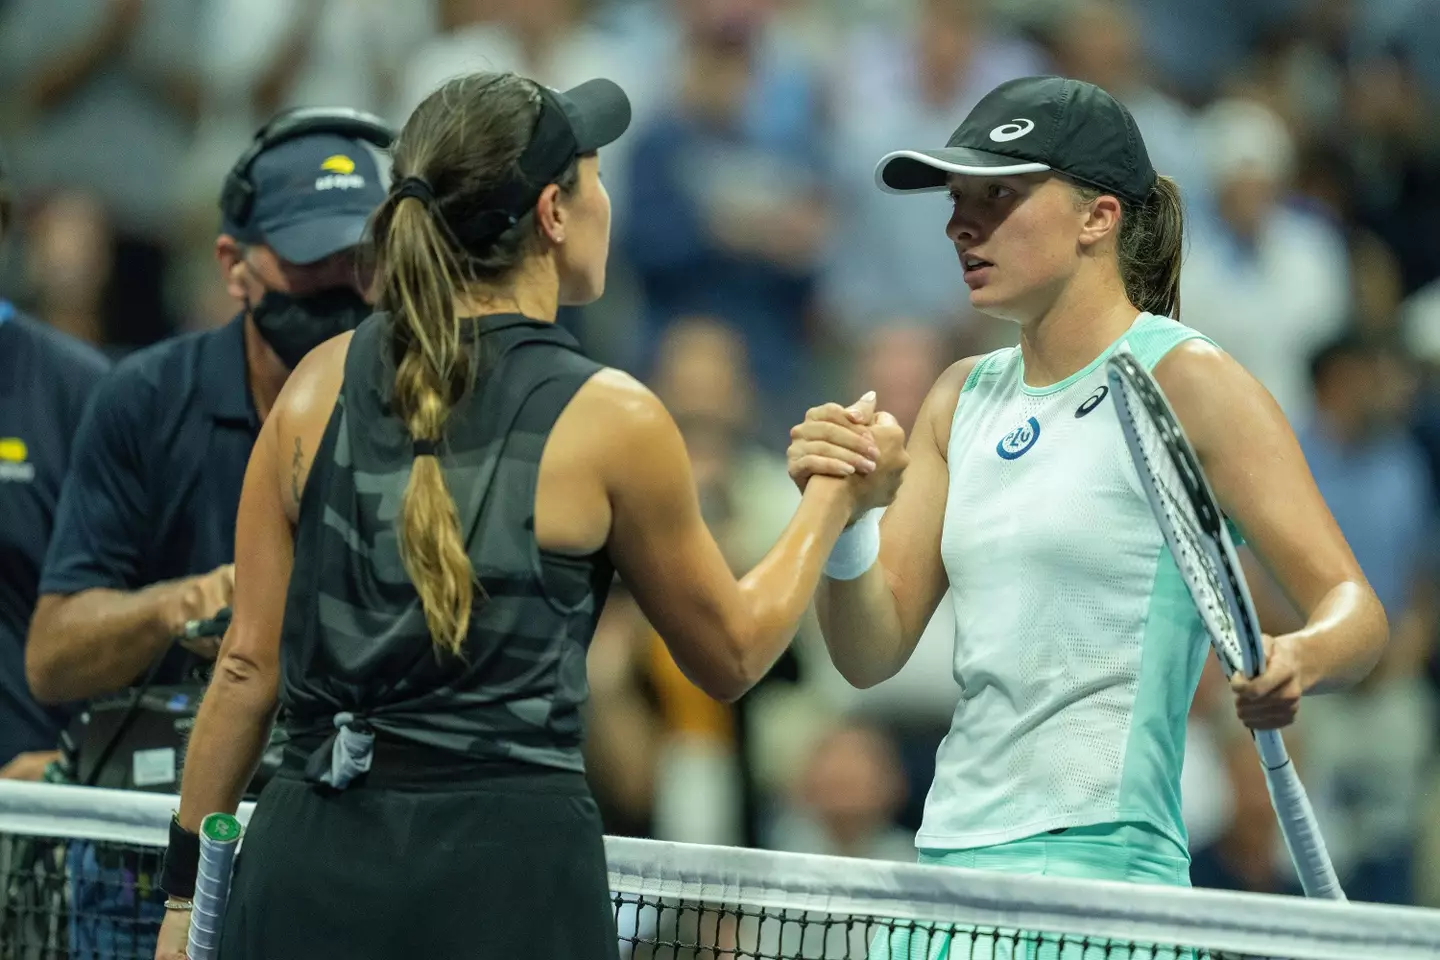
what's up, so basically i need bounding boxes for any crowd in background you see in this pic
[4,0,1440,909]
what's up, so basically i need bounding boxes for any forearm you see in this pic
[176,659,278,833]
[815,557,908,689]
[26,583,185,703]
[1295,580,1390,694]
[728,479,853,691]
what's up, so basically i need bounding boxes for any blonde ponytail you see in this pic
[381,193,476,658]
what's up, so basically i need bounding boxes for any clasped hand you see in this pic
[786,391,910,518]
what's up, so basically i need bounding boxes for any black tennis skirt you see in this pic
[217,744,617,959]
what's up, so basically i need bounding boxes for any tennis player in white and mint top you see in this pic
[786,76,1388,959]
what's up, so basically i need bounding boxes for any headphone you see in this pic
[220,106,397,229]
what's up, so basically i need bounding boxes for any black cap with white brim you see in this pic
[875,76,1156,206]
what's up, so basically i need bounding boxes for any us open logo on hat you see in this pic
[989,119,1035,142]
[315,154,365,192]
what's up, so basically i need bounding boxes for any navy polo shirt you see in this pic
[0,303,112,765]
[39,314,260,690]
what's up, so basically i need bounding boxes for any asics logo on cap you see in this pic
[989,119,1035,142]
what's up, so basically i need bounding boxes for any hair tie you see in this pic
[393,176,436,207]
[413,439,439,458]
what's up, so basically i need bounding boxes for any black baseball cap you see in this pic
[875,76,1156,206]
[444,78,631,245]
[222,132,389,264]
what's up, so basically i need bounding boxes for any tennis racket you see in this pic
[1105,350,1345,901]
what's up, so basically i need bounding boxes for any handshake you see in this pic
[786,391,911,519]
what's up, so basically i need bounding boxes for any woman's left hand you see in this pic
[1230,633,1305,730]
[154,905,192,960]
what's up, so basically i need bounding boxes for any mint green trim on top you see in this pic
[961,348,1011,394]
[1124,314,1216,372]
[1117,545,1210,853]
[1014,313,1215,396]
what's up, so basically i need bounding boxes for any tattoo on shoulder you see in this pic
[291,438,304,508]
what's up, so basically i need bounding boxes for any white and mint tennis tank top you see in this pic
[917,313,1212,854]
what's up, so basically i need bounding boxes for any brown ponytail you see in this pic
[1073,174,1186,320]
[369,72,581,659]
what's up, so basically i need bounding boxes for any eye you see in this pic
[986,183,1014,200]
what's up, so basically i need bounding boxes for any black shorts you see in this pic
[218,756,617,959]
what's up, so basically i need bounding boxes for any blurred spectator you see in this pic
[766,722,914,861]
[1042,0,1209,199]
[0,0,200,348]
[0,0,200,235]
[1292,334,1437,904]
[1343,50,1440,299]
[621,0,832,421]
[20,192,113,350]
[820,0,1046,336]
[1180,97,1350,422]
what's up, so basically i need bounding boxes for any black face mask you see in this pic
[248,288,370,369]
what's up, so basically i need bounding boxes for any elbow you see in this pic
[25,652,67,705]
[25,620,70,705]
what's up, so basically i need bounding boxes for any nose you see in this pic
[946,201,982,246]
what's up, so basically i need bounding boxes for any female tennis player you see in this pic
[789,76,1388,956]
[152,72,906,960]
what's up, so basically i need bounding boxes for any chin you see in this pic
[558,268,606,308]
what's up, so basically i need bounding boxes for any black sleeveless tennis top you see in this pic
[278,313,613,788]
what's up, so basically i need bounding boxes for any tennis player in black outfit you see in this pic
[153,72,908,959]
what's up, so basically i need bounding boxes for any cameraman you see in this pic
[26,111,393,725]
[0,145,112,780]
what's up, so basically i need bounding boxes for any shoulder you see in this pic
[1124,313,1217,370]
[923,353,995,456]
[273,331,353,430]
[570,367,672,430]
[1151,338,1285,454]
[98,325,220,409]
[10,311,112,382]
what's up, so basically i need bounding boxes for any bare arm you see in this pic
[27,573,229,703]
[1156,341,1388,697]
[599,375,899,703]
[174,336,345,831]
[174,415,288,834]
[804,361,975,688]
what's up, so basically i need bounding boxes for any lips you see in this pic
[961,253,993,286]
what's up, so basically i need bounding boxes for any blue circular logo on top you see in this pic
[996,417,1041,460]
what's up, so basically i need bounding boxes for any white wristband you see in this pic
[824,508,882,581]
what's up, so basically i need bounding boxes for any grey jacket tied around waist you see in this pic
[303,712,374,790]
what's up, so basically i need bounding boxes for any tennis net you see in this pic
[3,781,1440,959]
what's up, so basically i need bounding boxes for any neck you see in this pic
[243,315,291,423]
[453,257,561,324]
[1015,270,1141,388]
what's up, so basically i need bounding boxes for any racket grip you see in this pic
[1257,731,1346,901]
[186,813,242,960]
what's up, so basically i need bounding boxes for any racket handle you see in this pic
[186,813,243,960]
[1256,730,1346,900]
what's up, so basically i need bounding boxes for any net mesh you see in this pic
[5,781,1440,960]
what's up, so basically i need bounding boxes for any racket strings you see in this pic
[1117,377,1245,675]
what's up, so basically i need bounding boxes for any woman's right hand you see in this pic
[788,392,910,516]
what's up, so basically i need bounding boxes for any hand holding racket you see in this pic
[1106,351,1345,901]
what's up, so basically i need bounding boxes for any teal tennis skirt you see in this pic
[868,822,1195,960]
